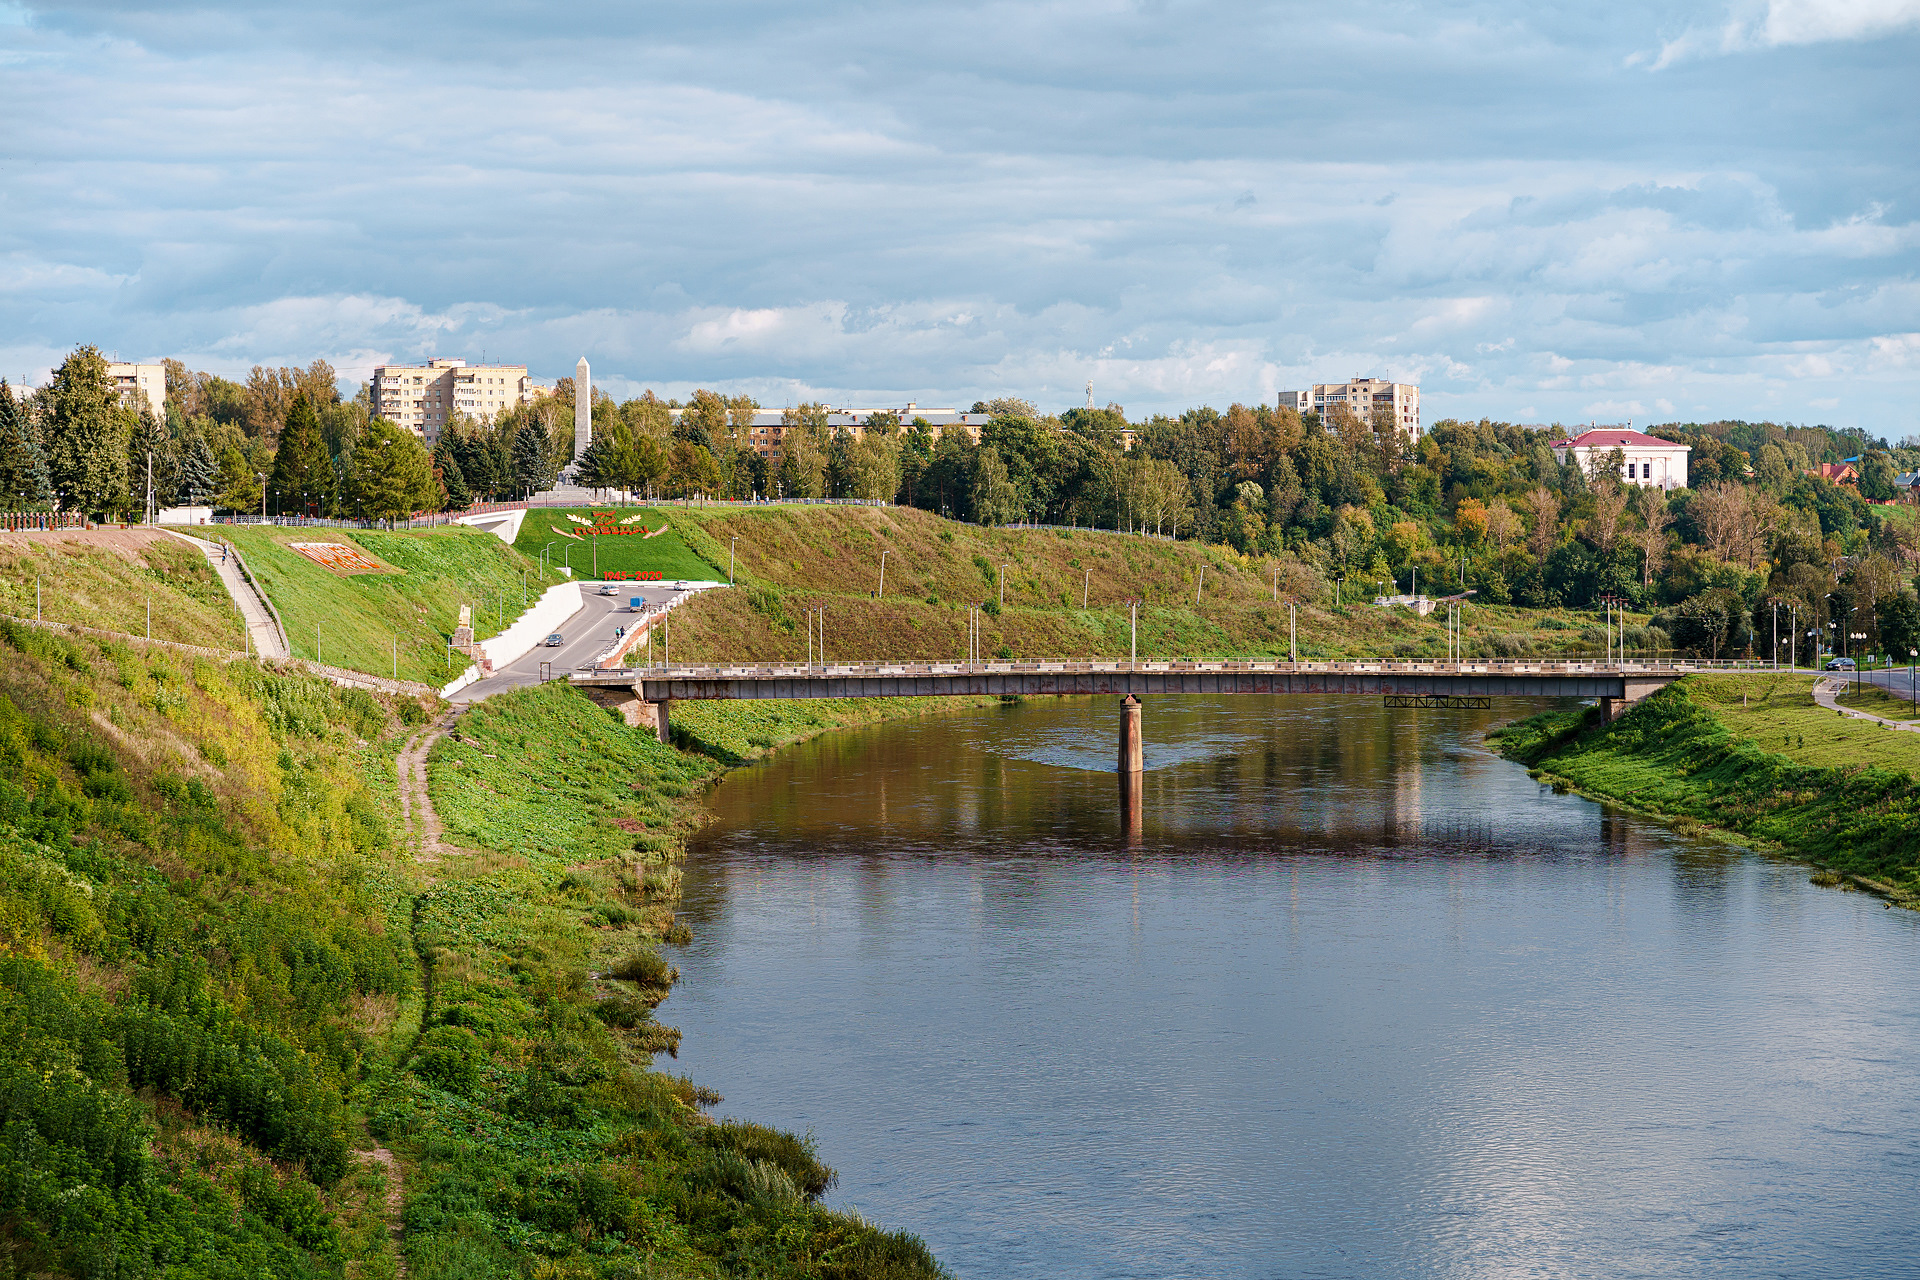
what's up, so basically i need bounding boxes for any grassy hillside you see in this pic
[634,504,1666,664]
[1492,673,1920,888]
[0,616,949,1277]
[412,683,945,1276]
[513,506,725,581]
[0,529,246,649]
[219,526,564,682]
[0,618,424,1277]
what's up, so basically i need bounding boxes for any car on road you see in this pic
[545,633,565,647]
[597,584,619,596]
[1825,657,1856,671]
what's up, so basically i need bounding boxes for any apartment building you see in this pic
[1278,379,1422,435]
[370,358,538,442]
[106,362,166,421]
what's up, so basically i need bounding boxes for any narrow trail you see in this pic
[396,712,461,860]
[355,1146,408,1279]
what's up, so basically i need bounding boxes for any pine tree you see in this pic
[510,423,555,497]
[41,346,132,518]
[0,380,54,510]
[267,393,334,516]
[177,430,217,505]
[433,438,471,509]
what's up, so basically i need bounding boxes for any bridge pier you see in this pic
[1119,695,1143,774]
[639,697,671,744]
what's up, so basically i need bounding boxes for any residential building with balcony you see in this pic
[1278,379,1421,435]
[370,358,538,442]
[106,362,166,421]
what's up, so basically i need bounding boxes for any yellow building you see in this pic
[106,362,166,421]
[370,358,538,442]
[1279,379,1421,435]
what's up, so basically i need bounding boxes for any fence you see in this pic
[2,512,88,531]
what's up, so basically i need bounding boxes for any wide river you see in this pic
[670,695,1920,1279]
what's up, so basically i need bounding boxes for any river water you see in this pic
[670,695,1920,1279]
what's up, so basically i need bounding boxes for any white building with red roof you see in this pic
[1549,426,1691,490]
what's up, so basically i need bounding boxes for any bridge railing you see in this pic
[577,656,1771,681]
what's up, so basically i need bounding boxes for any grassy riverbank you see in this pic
[1492,673,1920,895]
[0,609,953,1278]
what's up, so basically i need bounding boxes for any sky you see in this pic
[2,0,1917,430]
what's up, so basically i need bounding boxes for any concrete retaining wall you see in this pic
[477,581,584,670]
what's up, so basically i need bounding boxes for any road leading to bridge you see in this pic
[452,582,696,704]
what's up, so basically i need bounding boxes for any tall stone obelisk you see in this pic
[573,356,592,462]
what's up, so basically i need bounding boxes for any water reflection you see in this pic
[669,695,1920,1280]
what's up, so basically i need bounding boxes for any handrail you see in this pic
[582,657,1773,681]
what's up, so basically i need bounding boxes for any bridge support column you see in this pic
[638,698,671,744]
[1119,695,1143,774]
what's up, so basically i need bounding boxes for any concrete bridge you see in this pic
[572,657,1742,763]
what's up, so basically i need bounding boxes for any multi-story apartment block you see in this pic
[370,358,538,442]
[1278,379,1421,435]
[106,362,166,421]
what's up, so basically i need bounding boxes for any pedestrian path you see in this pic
[163,530,289,659]
[1812,677,1920,732]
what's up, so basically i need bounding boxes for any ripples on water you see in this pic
[669,696,1920,1279]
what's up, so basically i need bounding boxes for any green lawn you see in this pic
[512,507,724,581]
[0,530,246,649]
[1678,672,1920,773]
[219,526,561,683]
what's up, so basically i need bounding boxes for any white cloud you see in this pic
[1645,0,1920,67]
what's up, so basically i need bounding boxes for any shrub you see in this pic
[411,1024,485,1097]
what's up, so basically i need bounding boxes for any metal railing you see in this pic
[582,656,1770,681]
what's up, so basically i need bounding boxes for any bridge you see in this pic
[571,657,1744,768]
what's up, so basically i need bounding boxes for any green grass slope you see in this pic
[1492,674,1920,887]
[410,682,947,1277]
[220,526,564,682]
[513,506,724,580]
[636,504,1660,664]
[0,529,245,649]
[0,618,426,1277]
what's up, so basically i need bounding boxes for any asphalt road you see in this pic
[452,582,691,703]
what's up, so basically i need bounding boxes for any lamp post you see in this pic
[1083,567,1091,609]
[257,474,266,524]
[1000,563,1008,608]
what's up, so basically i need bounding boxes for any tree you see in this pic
[970,397,1038,420]
[267,393,334,515]
[972,447,1021,526]
[1484,501,1520,552]
[1525,487,1560,560]
[433,437,471,510]
[1453,497,1490,545]
[0,380,53,509]
[1632,485,1673,586]
[40,345,133,517]
[1878,592,1920,663]
[215,448,261,515]
[345,419,436,523]
[682,390,731,447]
[510,423,557,496]
[1587,480,1629,558]
[666,442,721,497]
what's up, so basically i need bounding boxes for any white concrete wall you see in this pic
[455,507,528,543]
[477,581,583,670]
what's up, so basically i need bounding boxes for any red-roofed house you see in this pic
[1548,428,1691,490]
[1808,461,1857,486]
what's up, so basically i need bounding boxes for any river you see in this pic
[669,695,1920,1279]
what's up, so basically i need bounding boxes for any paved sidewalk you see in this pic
[1811,676,1920,732]
[163,531,289,659]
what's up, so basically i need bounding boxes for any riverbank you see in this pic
[1490,673,1920,904]
[401,681,992,1276]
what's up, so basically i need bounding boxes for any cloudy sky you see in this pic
[3,0,1916,428]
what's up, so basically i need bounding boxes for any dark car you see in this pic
[545,633,565,647]
[1825,657,1855,671]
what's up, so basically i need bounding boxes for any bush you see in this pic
[700,1120,837,1199]
[608,948,675,990]
[411,1024,485,1097]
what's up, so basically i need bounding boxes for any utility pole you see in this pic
[1000,563,1007,608]
[1195,563,1205,606]
[1130,600,1138,666]
[878,548,887,599]
[1290,601,1296,664]
[1273,563,1279,601]
[731,536,740,586]
[1083,567,1091,609]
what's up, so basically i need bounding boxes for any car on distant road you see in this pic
[597,584,619,596]
[545,633,565,647]
[1825,657,1856,671]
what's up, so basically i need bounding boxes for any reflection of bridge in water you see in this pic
[574,658,1755,845]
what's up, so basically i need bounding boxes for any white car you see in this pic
[597,584,619,596]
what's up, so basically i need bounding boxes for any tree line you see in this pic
[8,345,1919,658]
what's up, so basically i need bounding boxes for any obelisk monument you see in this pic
[573,356,592,462]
